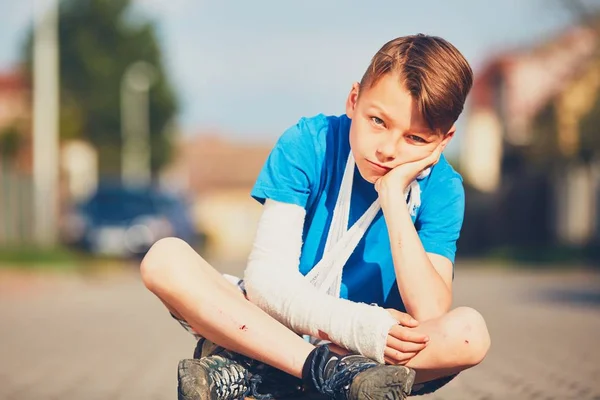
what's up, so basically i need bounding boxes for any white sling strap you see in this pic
[305,151,429,298]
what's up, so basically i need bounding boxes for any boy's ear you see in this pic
[440,125,456,151]
[345,82,360,119]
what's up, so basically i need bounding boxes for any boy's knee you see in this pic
[448,307,490,366]
[140,237,192,291]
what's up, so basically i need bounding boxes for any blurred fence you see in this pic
[0,163,33,245]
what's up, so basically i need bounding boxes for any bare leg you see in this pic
[140,237,314,377]
[384,307,491,384]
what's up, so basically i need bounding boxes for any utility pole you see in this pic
[121,61,156,189]
[32,0,60,247]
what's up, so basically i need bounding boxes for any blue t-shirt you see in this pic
[251,114,465,311]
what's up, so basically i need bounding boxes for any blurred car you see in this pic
[61,184,202,257]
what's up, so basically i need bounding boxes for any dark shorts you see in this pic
[410,373,458,396]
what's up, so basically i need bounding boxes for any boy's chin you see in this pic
[355,165,379,184]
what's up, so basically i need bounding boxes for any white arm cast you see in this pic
[243,199,397,363]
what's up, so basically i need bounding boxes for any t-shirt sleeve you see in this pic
[415,175,465,264]
[251,118,320,209]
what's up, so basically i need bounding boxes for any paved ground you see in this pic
[0,262,599,400]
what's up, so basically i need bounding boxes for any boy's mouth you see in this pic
[366,159,392,173]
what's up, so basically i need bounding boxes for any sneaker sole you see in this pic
[349,365,416,400]
[178,359,213,400]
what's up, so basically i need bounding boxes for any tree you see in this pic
[0,125,24,165]
[23,0,178,176]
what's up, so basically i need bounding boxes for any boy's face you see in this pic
[346,73,455,184]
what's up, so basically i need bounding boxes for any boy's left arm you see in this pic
[384,201,457,321]
[376,146,463,322]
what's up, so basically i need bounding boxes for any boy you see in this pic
[141,34,490,399]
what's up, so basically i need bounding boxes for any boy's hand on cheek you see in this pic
[374,142,444,210]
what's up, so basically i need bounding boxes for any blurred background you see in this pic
[0,1,599,399]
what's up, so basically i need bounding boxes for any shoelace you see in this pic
[203,357,272,400]
[310,346,377,398]
[210,347,303,398]
[242,374,273,400]
[207,360,249,399]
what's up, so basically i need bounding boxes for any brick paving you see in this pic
[0,263,599,399]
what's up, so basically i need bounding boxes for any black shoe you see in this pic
[184,339,305,399]
[178,356,272,400]
[306,345,415,400]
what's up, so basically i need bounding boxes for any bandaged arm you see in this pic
[243,199,397,363]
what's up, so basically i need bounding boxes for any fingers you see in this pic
[429,142,445,165]
[386,334,428,353]
[384,356,402,365]
[384,346,418,365]
[386,309,419,328]
[384,356,394,364]
[388,325,430,344]
[419,142,443,171]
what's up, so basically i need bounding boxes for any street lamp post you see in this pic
[32,0,59,247]
[121,61,157,189]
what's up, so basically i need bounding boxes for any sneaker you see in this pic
[306,345,416,400]
[178,356,271,400]
[179,338,304,399]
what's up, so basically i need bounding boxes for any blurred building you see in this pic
[461,24,600,258]
[0,69,98,246]
[0,70,32,170]
[162,135,272,262]
[0,69,34,244]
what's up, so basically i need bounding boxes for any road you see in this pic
[0,263,599,399]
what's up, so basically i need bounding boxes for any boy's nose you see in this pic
[376,139,399,163]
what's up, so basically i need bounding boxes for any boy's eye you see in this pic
[409,135,427,143]
[371,117,385,126]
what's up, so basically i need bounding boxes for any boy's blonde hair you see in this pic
[360,34,473,133]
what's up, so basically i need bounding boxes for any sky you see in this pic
[0,0,596,155]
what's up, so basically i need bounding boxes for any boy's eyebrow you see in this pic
[370,104,395,125]
[369,104,436,136]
